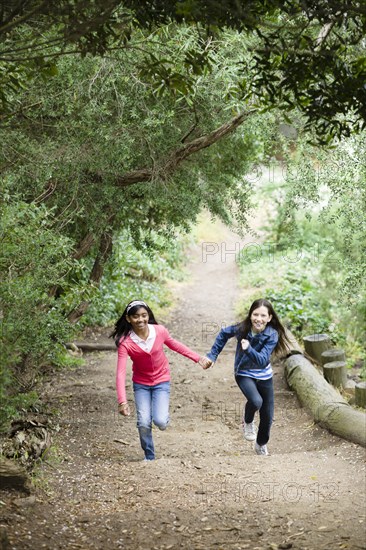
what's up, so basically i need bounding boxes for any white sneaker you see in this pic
[243,421,256,441]
[255,443,269,456]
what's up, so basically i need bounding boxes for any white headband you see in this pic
[126,300,148,314]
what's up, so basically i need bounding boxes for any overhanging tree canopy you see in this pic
[0,22,270,365]
[1,0,366,141]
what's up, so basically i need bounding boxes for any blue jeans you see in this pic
[133,381,170,460]
[235,376,274,446]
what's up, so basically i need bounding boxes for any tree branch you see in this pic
[315,20,338,50]
[115,110,253,187]
[0,1,49,35]
[73,232,96,261]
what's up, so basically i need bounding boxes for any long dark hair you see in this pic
[110,300,158,346]
[237,298,291,357]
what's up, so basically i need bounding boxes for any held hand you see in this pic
[118,402,130,416]
[241,339,250,351]
[199,356,213,369]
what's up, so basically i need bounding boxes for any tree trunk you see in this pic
[285,354,366,447]
[67,301,91,324]
[355,382,366,409]
[89,232,113,283]
[320,348,346,365]
[67,232,113,323]
[73,232,96,260]
[303,334,332,365]
[323,361,347,388]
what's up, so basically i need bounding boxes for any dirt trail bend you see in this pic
[1,220,365,550]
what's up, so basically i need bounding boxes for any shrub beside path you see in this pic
[1,220,365,550]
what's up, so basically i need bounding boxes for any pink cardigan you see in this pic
[116,324,201,403]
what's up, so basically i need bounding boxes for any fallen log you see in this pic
[65,342,116,352]
[284,329,303,354]
[285,354,366,447]
[0,458,30,492]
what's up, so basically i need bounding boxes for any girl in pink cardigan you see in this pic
[111,300,211,460]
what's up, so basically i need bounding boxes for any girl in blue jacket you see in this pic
[205,298,290,456]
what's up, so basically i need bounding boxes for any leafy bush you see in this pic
[239,248,332,334]
[83,229,187,326]
[238,156,365,376]
[0,201,75,430]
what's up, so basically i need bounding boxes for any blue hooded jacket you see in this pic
[206,324,278,375]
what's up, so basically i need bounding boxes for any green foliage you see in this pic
[266,276,332,338]
[83,229,187,325]
[51,348,85,371]
[0,200,77,428]
[0,2,133,113]
[276,131,366,307]
[0,385,39,434]
[0,201,75,365]
[121,2,360,141]
[238,248,333,336]
[1,1,365,141]
[1,26,263,243]
[238,134,365,374]
[248,6,366,142]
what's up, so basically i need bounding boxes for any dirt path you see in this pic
[1,220,365,550]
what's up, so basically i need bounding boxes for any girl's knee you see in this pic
[250,397,263,410]
[153,418,169,431]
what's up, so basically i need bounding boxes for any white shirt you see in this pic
[129,324,156,353]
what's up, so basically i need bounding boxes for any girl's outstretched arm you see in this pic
[162,326,201,363]
[206,325,238,363]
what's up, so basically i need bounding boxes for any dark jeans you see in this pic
[235,376,274,446]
